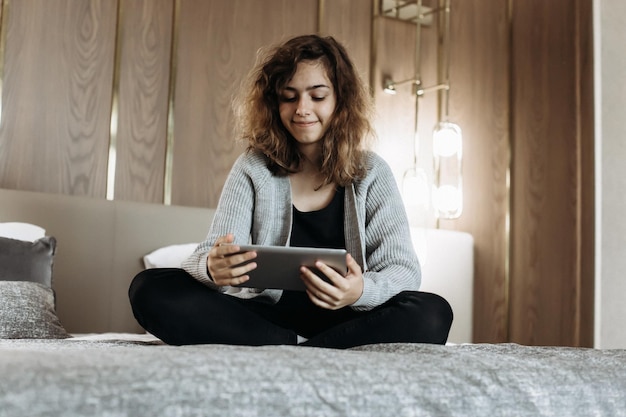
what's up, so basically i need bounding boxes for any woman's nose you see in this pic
[295,99,310,116]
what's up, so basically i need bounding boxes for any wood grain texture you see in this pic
[170,0,318,208]
[372,14,439,190]
[113,0,173,203]
[0,0,117,197]
[576,0,595,348]
[437,0,511,343]
[372,18,419,184]
[321,0,372,87]
[509,0,590,346]
[372,1,511,344]
[0,0,595,346]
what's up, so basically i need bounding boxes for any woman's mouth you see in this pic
[294,121,316,127]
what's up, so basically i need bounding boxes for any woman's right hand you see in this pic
[206,234,257,287]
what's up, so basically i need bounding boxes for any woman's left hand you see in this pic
[300,253,364,310]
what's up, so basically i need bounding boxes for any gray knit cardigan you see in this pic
[182,149,421,311]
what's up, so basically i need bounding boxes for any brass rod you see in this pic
[317,0,325,34]
[414,0,423,83]
[163,0,180,206]
[416,82,449,96]
[413,0,423,169]
[106,0,123,201]
[441,0,451,119]
[370,0,380,97]
[504,0,513,343]
[0,0,7,126]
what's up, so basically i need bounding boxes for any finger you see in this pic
[209,234,235,259]
[305,289,341,310]
[301,268,341,304]
[214,234,234,247]
[217,244,244,257]
[215,274,250,287]
[228,260,257,278]
[225,250,257,267]
[304,286,330,306]
[345,253,362,277]
[212,257,256,285]
[300,266,335,293]
[313,261,350,292]
[213,252,257,281]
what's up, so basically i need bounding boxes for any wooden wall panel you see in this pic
[170,0,318,208]
[371,14,439,189]
[321,0,372,86]
[113,0,173,203]
[577,0,595,348]
[0,0,117,197]
[438,0,511,343]
[0,0,595,346]
[372,1,511,343]
[372,17,418,183]
[509,0,592,346]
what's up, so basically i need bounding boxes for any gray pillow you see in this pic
[0,281,69,338]
[0,236,56,287]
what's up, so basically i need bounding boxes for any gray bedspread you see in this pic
[1,339,625,417]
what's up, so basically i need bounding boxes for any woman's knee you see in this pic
[393,291,454,344]
[129,268,160,306]
[128,269,149,303]
[427,292,454,335]
[128,268,188,309]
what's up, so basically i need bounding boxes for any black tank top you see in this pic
[290,187,345,249]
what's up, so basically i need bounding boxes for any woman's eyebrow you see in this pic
[309,84,331,90]
[283,84,331,92]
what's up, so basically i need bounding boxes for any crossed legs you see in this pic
[129,268,453,349]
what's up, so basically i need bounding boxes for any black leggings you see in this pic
[128,268,453,349]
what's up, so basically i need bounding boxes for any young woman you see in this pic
[129,34,453,349]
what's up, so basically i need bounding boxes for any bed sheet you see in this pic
[1,338,625,417]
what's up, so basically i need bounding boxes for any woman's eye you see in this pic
[281,96,296,103]
[312,96,326,101]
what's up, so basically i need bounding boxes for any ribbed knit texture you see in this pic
[182,150,420,311]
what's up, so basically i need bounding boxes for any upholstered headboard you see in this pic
[1,188,474,342]
[0,188,215,333]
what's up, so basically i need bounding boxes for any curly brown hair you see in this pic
[233,34,375,186]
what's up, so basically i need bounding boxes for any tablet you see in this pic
[224,244,347,291]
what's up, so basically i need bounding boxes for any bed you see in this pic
[1,188,626,417]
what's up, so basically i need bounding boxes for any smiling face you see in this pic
[278,60,336,155]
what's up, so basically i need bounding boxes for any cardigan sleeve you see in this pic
[180,151,283,304]
[349,153,422,311]
[181,153,258,287]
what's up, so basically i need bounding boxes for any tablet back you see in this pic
[233,245,347,291]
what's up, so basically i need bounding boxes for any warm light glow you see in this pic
[403,170,430,208]
[383,0,462,221]
[410,227,428,267]
[432,120,463,219]
[402,167,432,227]
[433,185,462,218]
[433,121,462,158]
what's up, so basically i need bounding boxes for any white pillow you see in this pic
[143,243,198,269]
[0,222,46,242]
